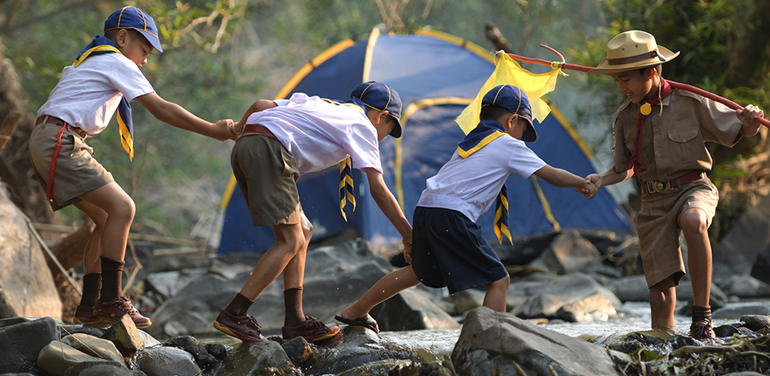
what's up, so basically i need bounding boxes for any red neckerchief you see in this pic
[628,77,673,177]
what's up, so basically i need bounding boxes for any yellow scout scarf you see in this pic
[457,119,512,244]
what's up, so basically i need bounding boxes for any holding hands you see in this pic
[576,173,602,199]
[213,119,236,141]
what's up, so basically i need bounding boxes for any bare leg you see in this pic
[341,266,420,319]
[483,274,510,312]
[238,222,304,300]
[649,275,677,330]
[680,208,712,308]
[73,200,109,275]
[283,213,313,290]
[77,182,135,263]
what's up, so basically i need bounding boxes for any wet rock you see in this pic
[215,340,299,376]
[0,186,62,321]
[64,361,133,376]
[336,358,457,376]
[741,315,770,331]
[281,336,313,366]
[60,333,124,364]
[133,346,201,376]
[37,341,112,376]
[162,335,216,370]
[0,317,57,374]
[204,343,228,361]
[101,315,144,357]
[452,307,631,376]
[371,288,460,331]
[718,274,770,298]
[529,230,603,274]
[149,239,395,340]
[713,193,770,276]
[712,302,770,320]
[507,273,621,322]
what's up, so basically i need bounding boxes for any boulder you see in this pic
[609,275,727,308]
[370,288,460,331]
[60,333,124,364]
[507,273,621,322]
[717,274,770,299]
[214,340,299,376]
[712,302,770,320]
[713,193,770,276]
[37,341,112,376]
[148,239,396,339]
[451,307,631,376]
[0,317,57,374]
[529,230,603,274]
[101,314,144,357]
[133,346,201,376]
[751,246,770,285]
[0,185,62,320]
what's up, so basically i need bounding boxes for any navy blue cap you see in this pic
[482,84,537,142]
[104,6,163,53]
[350,81,403,138]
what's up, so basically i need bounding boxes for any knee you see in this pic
[680,209,707,234]
[489,274,510,289]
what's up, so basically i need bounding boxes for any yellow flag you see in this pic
[456,51,563,135]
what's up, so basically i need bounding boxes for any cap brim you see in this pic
[136,29,163,53]
[389,117,402,138]
[522,119,537,142]
[588,46,678,75]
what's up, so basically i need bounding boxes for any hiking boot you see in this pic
[282,316,340,343]
[94,296,152,328]
[213,310,266,342]
[690,320,723,344]
[73,305,108,326]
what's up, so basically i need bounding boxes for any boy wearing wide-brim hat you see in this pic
[213,81,412,343]
[335,85,597,333]
[30,6,234,328]
[583,30,765,341]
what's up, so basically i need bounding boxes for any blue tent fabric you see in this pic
[217,28,632,254]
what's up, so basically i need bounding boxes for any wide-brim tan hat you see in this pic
[588,30,679,75]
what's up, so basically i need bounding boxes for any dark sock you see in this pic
[225,293,254,316]
[99,257,124,302]
[692,305,712,323]
[79,273,102,307]
[284,287,305,327]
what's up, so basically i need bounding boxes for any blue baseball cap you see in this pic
[104,6,163,53]
[350,81,403,138]
[482,84,537,142]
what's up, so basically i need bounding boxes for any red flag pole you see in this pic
[506,45,769,127]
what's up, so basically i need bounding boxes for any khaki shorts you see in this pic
[29,122,114,211]
[636,178,718,288]
[230,134,302,227]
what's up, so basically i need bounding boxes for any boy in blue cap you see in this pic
[29,6,234,328]
[335,84,598,332]
[214,81,413,343]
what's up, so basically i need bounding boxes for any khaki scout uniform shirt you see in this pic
[613,88,742,183]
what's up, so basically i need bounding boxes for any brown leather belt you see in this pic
[36,115,87,137]
[642,170,706,194]
[244,124,273,136]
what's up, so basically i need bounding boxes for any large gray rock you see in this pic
[370,288,460,331]
[451,307,631,376]
[213,340,299,376]
[148,240,396,339]
[717,274,770,298]
[133,346,201,376]
[529,230,603,274]
[0,186,62,320]
[0,317,57,374]
[713,193,770,276]
[37,341,110,376]
[609,275,727,308]
[507,273,621,322]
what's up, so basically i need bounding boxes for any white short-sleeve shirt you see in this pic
[417,135,546,223]
[247,93,383,174]
[37,53,154,136]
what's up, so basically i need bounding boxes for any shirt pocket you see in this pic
[667,127,700,164]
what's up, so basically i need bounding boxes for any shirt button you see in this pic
[654,128,660,133]
[657,153,662,157]
[682,138,687,142]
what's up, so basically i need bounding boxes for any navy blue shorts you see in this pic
[410,206,509,294]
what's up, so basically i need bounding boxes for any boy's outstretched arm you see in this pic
[581,168,634,199]
[135,92,233,141]
[363,167,413,262]
[534,165,596,196]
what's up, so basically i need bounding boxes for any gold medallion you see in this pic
[640,103,652,116]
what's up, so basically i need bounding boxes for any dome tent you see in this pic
[217,27,632,254]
